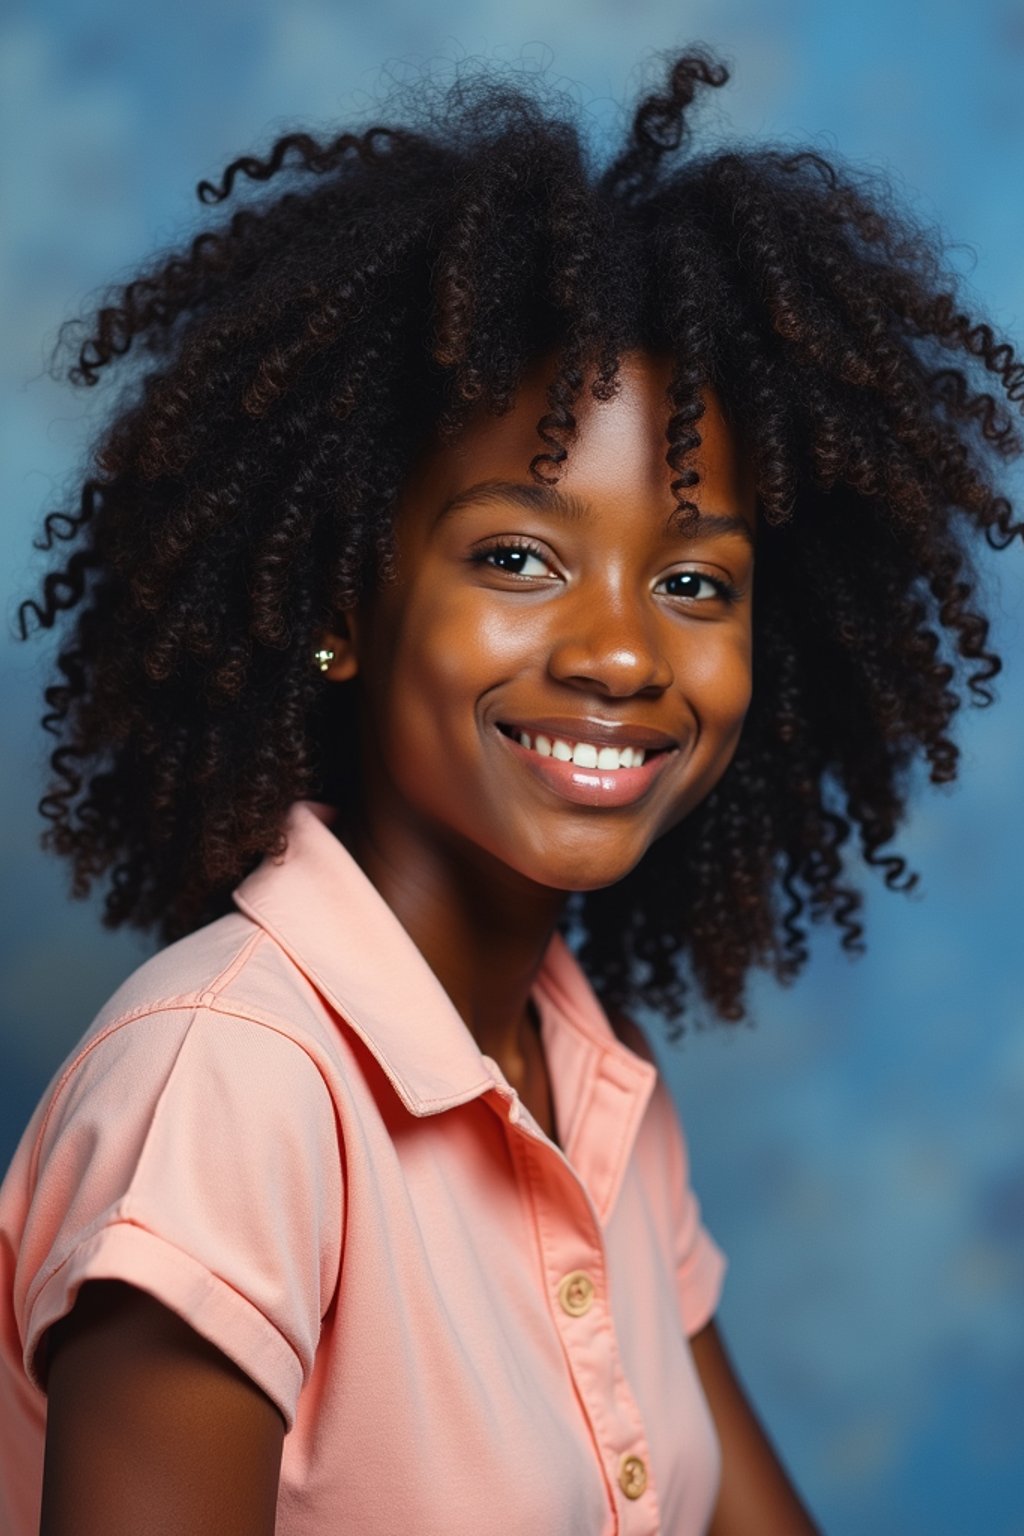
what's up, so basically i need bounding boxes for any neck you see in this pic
[337,806,567,1069]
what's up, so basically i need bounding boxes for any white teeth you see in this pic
[507,727,650,769]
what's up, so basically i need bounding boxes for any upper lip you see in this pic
[497,716,680,751]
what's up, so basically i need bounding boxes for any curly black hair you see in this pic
[17,47,1024,1036]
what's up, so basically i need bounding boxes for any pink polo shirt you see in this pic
[0,800,727,1535]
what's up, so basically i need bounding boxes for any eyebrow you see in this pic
[434,478,754,545]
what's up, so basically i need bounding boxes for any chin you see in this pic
[512,839,653,895]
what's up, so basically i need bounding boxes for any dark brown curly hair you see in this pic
[18,48,1024,1036]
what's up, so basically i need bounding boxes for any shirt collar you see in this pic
[231,800,652,1123]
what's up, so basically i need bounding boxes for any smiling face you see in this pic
[322,349,756,897]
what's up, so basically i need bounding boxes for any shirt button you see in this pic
[619,1453,648,1500]
[557,1270,595,1317]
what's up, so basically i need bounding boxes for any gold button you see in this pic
[557,1270,595,1317]
[619,1453,647,1500]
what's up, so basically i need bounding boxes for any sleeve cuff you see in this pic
[24,1220,304,1430]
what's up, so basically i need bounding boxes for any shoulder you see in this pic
[25,913,351,1183]
[601,1002,691,1157]
[602,1004,697,1174]
[71,911,343,1068]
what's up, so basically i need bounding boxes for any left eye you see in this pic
[658,571,725,601]
[479,545,553,577]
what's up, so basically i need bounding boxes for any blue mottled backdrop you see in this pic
[2,2,1023,1531]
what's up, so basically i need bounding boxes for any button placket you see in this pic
[508,1126,661,1534]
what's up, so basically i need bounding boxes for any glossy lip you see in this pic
[496,715,680,752]
[494,724,679,808]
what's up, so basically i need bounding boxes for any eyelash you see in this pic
[469,538,741,604]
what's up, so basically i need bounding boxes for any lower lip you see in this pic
[496,729,677,807]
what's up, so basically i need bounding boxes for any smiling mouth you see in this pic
[493,721,676,809]
[495,722,674,773]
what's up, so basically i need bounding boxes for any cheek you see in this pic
[655,632,752,839]
[685,626,754,733]
[368,591,521,756]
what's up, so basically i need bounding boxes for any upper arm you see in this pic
[40,1281,285,1536]
[690,1316,819,1536]
[20,1009,343,1438]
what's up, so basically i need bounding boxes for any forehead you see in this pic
[399,350,755,534]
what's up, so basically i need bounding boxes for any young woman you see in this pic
[2,48,1020,1536]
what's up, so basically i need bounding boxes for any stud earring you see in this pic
[313,647,336,673]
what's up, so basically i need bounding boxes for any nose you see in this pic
[546,589,674,697]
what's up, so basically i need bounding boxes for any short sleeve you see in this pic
[14,1007,343,1430]
[657,1073,727,1335]
[616,1014,727,1336]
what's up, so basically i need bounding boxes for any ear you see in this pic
[314,610,360,682]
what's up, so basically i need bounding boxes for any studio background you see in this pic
[2,2,1023,1531]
